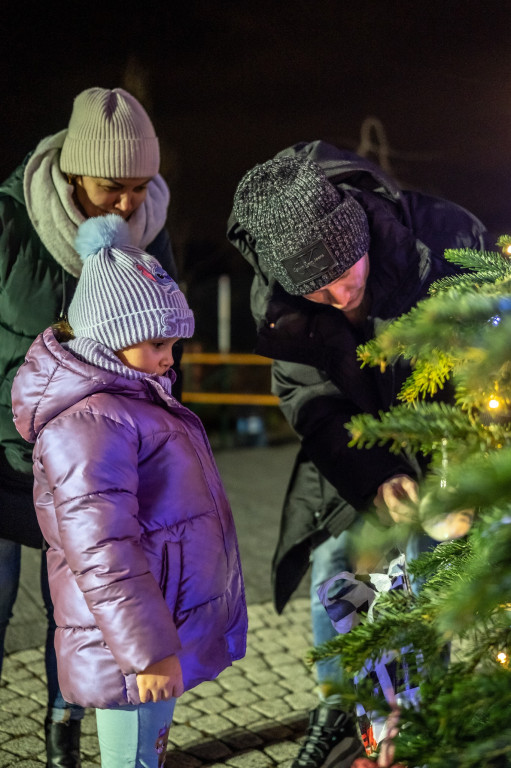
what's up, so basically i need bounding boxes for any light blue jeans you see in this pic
[310,531,353,688]
[96,698,176,768]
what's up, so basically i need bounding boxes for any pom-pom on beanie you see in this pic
[232,156,370,295]
[60,87,160,178]
[68,214,194,351]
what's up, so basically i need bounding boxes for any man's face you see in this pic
[302,252,370,312]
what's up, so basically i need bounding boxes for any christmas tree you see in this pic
[308,239,511,767]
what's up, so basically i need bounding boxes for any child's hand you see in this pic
[136,654,184,703]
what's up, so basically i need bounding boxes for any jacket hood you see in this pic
[12,327,152,444]
[0,156,28,206]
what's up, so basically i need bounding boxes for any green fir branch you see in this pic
[347,401,494,455]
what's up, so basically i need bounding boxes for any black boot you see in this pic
[291,704,365,768]
[44,716,81,768]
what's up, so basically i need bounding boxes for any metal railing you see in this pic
[181,352,280,406]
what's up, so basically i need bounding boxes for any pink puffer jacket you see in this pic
[12,328,247,709]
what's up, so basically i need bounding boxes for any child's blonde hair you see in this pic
[52,319,75,342]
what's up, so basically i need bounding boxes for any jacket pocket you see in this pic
[159,541,182,615]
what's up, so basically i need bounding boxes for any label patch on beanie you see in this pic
[281,240,337,287]
[136,261,174,287]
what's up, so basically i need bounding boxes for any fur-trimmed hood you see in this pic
[12,327,174,445]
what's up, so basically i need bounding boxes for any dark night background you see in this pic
[3,0,511,351]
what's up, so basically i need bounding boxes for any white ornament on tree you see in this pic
[418,439,474,541]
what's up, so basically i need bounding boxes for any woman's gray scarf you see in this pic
[23,130,170,278]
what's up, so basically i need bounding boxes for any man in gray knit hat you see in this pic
[0,85,178,768]
[228,145,489,768]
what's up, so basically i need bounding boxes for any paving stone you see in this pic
[249,640,283,656]
[224,749,273,768]
[81,712,100,735]
[279,713,309,733]
[164,750,202,768]
[283,691,318,711]
[167,724,205,748]
[219,728,265,750]
[0,715,42,736]
[275,664,311,680]
[81,732,101,755]
[191,713,233,736]
[217,673,251,691]
[244,616,265,631]
[192,681,224,699]
[221,706,263,728]
[242,669,280,686]
[189,697,230,715]
[0,696,40,716]
[220,664,247,679]
[221,689,259,707]
[251,683,289,701]
[13,678,47,699]
[254,628,288,643]
[3,667,35,683]
[184,739,233,761]
[0,757,14,767]
[12,650,45,666]
[173,703,205,724]
[247,721,295,742]
[179,690,199,706]
[26,693,47,712]
[237,657,270,673]
[250,699,291,720]
[1,733,46,757]
[266,652,302,669]
[278,676,315,692]
[264,740,302,762]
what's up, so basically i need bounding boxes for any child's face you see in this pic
[115,338,180,375]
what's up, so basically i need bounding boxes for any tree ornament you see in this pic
[418,439,474,541]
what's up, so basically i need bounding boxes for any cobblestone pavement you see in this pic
[0,598,318,767]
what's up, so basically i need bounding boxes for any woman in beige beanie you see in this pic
[0,86,179,768]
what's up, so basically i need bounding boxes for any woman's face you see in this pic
[73,176,152,220]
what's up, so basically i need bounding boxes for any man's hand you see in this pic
[136,654,184,703]
[374,475,419,524]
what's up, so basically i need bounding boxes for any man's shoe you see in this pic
[44,717,81,768]
[292,704,365,768]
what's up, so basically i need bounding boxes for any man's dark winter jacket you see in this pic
[0,158,178,547]
[227,140,490,612]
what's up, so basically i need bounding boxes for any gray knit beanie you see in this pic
[68,215,194,350]
[60,87,160,178]
[232,156,370,295]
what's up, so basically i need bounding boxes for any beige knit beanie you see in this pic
[60,87,160,178]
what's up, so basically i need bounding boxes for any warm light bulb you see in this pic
[497,651,508,665]
[488,398,501,409]
[506,245,511,255]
